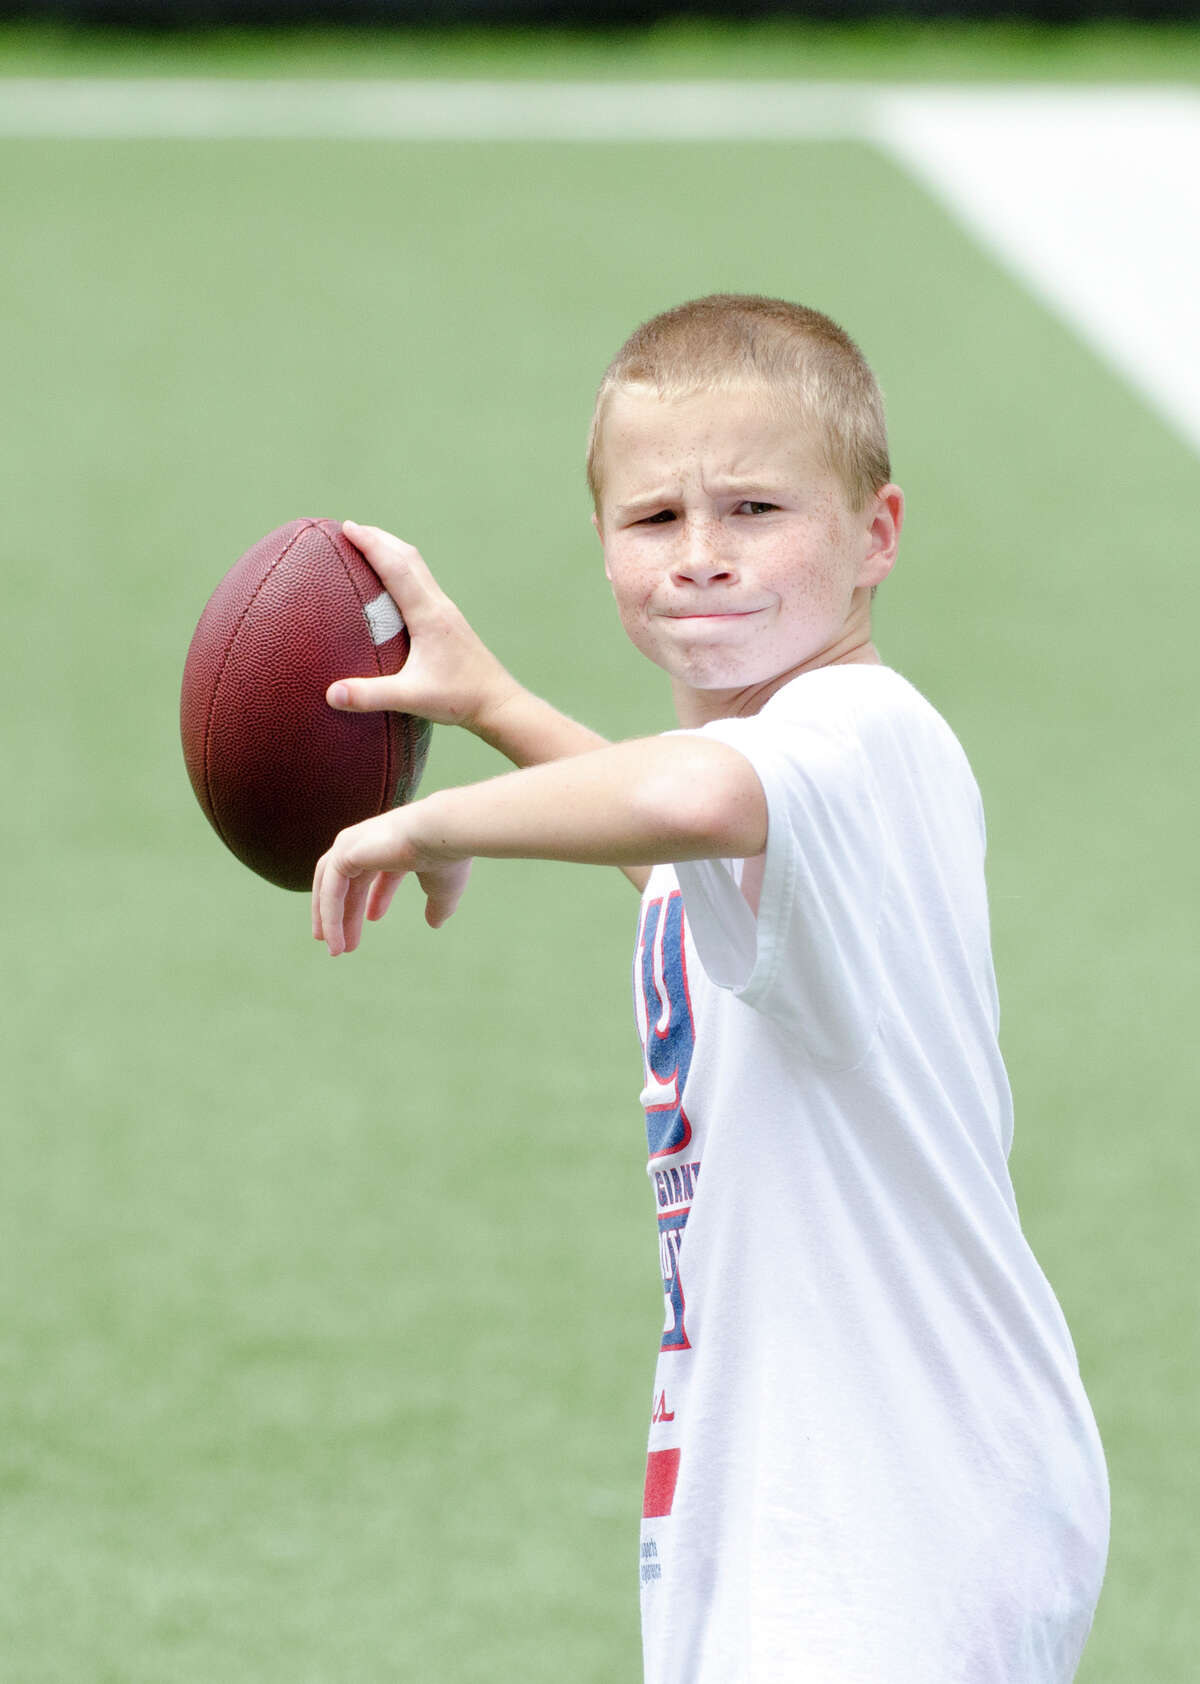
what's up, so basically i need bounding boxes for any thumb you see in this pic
[418,858,472,928]
[327,674,414,713]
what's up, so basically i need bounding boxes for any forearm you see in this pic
[313,732,765,955]
[469,683,613,770]
[408,733,767,869]
[468,687,660,888]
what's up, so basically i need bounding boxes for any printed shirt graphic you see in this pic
[632,888,703,1595]
[636,890,699,1355]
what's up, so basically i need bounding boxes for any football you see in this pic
[180,518,431,892]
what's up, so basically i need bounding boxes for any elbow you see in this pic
[635,739,768,860]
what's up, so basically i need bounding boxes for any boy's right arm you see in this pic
[329,524,651,890]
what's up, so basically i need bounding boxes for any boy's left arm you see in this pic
[313,733,767,955]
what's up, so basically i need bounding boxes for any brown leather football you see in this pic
[180,518,431,891]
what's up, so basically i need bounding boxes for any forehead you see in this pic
[597,382,828,502]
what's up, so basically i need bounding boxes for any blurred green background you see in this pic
[1,29,1196,1682]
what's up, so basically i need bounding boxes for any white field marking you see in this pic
[363,589,404,646]
[874,87,1200,459]
[0,78,871,139]
[2,79,1197,454]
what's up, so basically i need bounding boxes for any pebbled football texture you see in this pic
[180,518,431,891]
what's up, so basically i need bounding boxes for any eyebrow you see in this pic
[707,473,788,495]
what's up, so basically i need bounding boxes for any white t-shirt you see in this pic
[633,664,1108,1684]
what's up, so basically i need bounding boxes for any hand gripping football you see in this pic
[180,518,431,891]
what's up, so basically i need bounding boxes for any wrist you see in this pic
[404,788,470,864]
[469,681,562,763]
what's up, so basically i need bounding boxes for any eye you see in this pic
[736,501,777,516]
[638,509,677,525]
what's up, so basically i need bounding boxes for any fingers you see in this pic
[417,858,472,929]
[311,809,469,953]
[313,858,372,956]
[312,819,393,955]
[336,521,513,739]
[342,521,442,624]
[330,522,445,718]
[366,871,404,923]
[339,871,377,955]
[311,856,327,941]
[313,849,469,952]
[314,858,391,954]
[312,851,349,955]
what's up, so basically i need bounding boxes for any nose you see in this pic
[672,518,736,586]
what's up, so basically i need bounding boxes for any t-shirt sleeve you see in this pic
[673,697,887,1070]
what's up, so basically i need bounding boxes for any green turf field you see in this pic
[1,30,1197,1683]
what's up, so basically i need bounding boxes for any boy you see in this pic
[312,296,1109,1682]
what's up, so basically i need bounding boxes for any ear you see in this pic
[858,483,904,590]
[592,511,613,582]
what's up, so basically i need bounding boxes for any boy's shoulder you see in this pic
[719,663,980,808]
[754,663,955,750]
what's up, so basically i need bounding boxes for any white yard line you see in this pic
[874,87,1200,458]
[0,77,872,139]
[2,77,1197,455]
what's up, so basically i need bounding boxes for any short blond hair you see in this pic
[586,294,890,514]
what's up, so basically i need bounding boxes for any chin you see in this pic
[671,656,774,692]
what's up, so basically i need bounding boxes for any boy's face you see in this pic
[593,383,901,725]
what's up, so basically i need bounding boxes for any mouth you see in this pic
[660,609,765,624]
